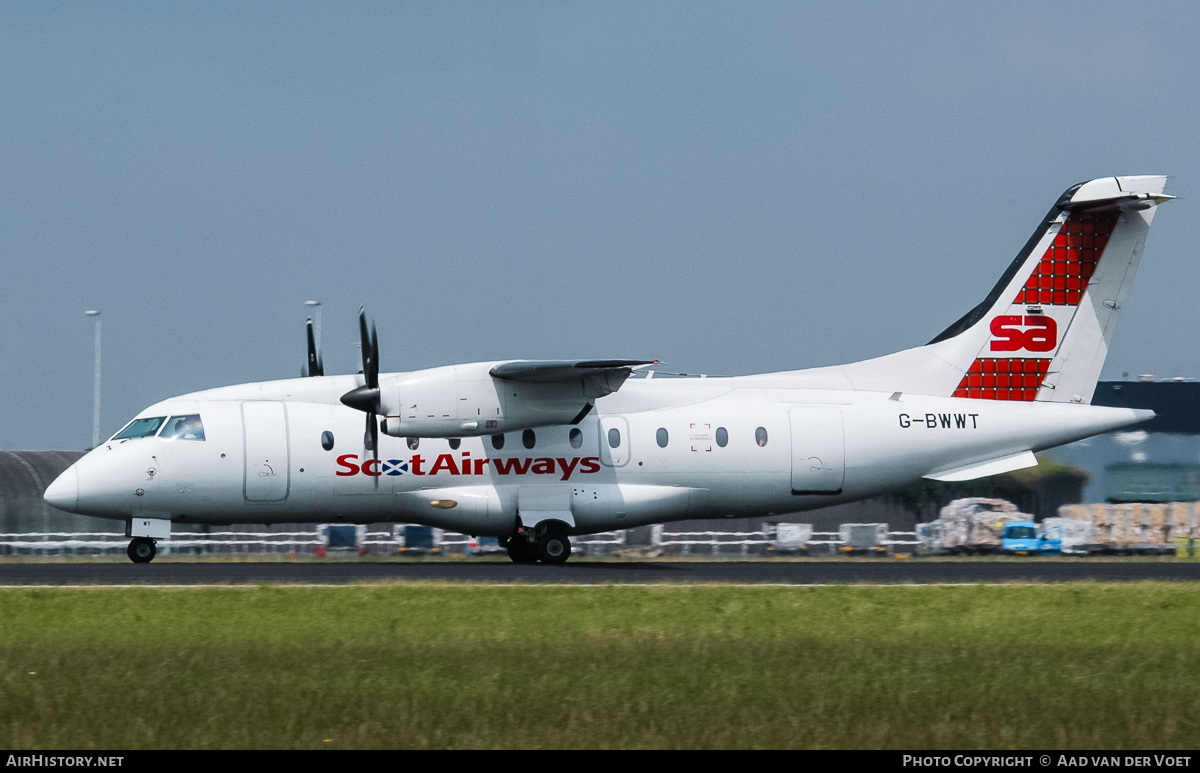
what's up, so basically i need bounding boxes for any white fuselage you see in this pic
[54,369,1148,536]
[45,176,1170,543]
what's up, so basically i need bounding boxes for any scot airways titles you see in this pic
[337,453,601,480]
[338,414,983,481]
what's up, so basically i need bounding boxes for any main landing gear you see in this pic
[502,524,572,565]
[127,537,157,564]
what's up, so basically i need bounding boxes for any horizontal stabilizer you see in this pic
[923,450,1038,482]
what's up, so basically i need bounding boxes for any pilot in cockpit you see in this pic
[163,414,206,441]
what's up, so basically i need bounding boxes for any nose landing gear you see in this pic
[127,537,157,564]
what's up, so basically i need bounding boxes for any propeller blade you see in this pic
[366,412,380,488]
[305,318,323,377]
[370,413,379,481]
[368,321,379,390]
[357,306,374,386]
[344,304,384,484]
[342,306,383,415]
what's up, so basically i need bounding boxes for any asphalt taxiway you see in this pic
[1,559,1199,585]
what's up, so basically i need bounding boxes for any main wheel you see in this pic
[537,534,571,565]
[127,537,156,564]
[507,538,537,564]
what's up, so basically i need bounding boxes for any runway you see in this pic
[1,559,1199,585]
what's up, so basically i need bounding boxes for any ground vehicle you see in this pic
[1036,522,1064,555]
[394,524,442,555]
[1001,520,1042,555]
[1001,517,1095,555]
[315,524,368,556]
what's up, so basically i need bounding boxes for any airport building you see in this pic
[0,451,87,534]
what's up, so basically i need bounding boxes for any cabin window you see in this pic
[608,427,621,448]
[113,417,166,440]
[448,438,461,450]
[160,415,206,441]
[407,437,419,451]
[523,429,536,449]
[569,428,583,449]
[320,431,334,451]
[755,427,768,447]
[492,434,505,450]
[716,427,728,447]
[656,428,668,448]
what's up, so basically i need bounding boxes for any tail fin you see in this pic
[835,176,1171,401]
[940,176,1171,403]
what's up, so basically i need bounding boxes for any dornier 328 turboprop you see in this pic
[45,176,1173,563]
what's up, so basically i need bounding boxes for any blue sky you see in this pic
[3,2,1198,449]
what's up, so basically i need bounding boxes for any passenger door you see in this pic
[788,405,844,495]
[243,401,290,502]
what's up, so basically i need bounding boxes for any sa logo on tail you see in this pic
[989,315,1057,353]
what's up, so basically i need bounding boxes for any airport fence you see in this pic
[0,529,919,558]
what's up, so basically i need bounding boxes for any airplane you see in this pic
[44,175,1173,564]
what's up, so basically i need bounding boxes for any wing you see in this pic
[490,359,657,402]
[488,359,656,382]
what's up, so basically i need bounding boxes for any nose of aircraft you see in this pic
[43,465,79,513]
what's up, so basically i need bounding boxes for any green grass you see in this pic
[2,583,1199,749]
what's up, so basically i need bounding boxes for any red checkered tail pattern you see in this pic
[923,176,1171,405]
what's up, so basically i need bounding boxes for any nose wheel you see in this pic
[127,537,157,564]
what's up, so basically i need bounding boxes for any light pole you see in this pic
[84,310,101,449]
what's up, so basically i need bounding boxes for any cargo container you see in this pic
[1056,502,1192,554]
[936,498,1025,554]
[765,523,813,554]
[837,523,888,555]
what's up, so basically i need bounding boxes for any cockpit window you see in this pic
[160,414,206,441]
[113,416,167,440]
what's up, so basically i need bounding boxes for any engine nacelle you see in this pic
[378,362,593,439]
